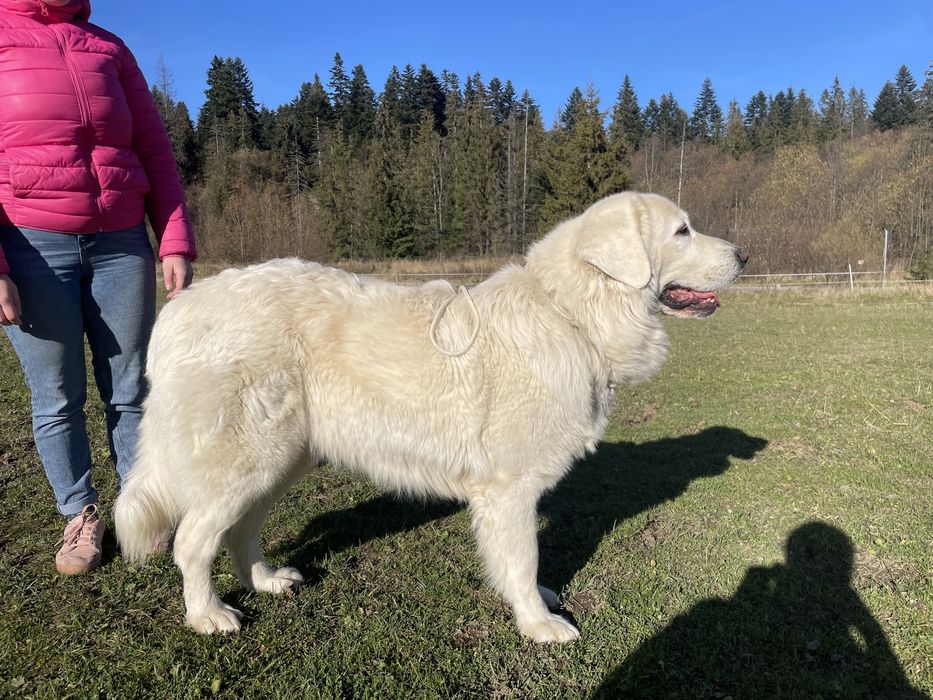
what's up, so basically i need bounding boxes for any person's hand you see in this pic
[162,256,193,299]
[0,274,22,326]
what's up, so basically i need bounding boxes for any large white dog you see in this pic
[115,192,747,643]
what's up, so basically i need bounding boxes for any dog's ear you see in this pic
[576,198,652,288]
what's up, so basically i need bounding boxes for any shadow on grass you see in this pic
[272,495,462,581]
[539,425,768,593]
[272,426,766,603]
[592,522,928,700]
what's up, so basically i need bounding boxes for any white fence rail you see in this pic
[732,271,929,290]
[360,269,932,290]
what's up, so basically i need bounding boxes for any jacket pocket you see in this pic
[8,153,95,199]
[97,149,151,197]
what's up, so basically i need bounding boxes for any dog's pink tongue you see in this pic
[668,288,719,305]
[692,290,719,303]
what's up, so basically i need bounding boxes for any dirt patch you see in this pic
[562,590,601,615]
[628,516,670,550]
[770,436,819,459]
[623,403,659,427]
[345,542,382,572]
[452,620,490,648]
[854,550,924,591]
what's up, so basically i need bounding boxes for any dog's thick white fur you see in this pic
[115,192,746,642]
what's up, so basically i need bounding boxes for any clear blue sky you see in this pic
[91,0,931,125]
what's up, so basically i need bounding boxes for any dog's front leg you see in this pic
[469,483,579,643]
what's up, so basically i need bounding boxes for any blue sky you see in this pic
[92,0,931,125]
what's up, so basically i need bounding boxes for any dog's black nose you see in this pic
[735,247,749,267]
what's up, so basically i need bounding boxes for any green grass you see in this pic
[1,289,931,699]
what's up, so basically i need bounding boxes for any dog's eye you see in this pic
[675,224,690,237]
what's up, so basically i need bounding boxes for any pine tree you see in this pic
[656,93,687,145]
[609,75,645,150]
[487,77,514,126]
[643,93,685,145]
[486,77,513,250]
[788,89,816,144]
[509,92,545,251]
[280,118,309,200]
[407,110,447,254]
[723,99,749,158]
[541,84,612,228]
[293,74,333,182]
[316,122,356,257]
[329,53,351,119]
[744,91,768,150]
[690,78,723,142]
[759,87,800,150]
[447,74,499,254]
[894,65,918,125]
[367,98,409,257]
[198,56,238,145]
[559,87,584,132]
[818,77,846,141]
[872,81,900,131]
[345,64,376,145]
[643,99,660,132]
[920,62,933,129]
[169,101,198,184]
[256,106,278,151]
[416,64,446,134]
[197,56,259,151]
[229,57,259,146]
[397,64,420,138]
[845,86,869,138]
[441,70,462,121]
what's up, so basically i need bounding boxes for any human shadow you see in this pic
[592,522,928,699]
[539,426,768,594]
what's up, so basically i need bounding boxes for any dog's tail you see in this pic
[114,449,179,564]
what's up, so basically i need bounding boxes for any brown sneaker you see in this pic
[56,504,104,575]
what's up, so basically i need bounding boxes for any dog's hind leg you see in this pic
[173,506,245,634]
[469,483,580,643]
[225,459,313,595]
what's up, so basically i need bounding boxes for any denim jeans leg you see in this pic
[80,224,155,485]
[1,227,98,517]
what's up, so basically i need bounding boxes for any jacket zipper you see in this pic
[53,28,104,232]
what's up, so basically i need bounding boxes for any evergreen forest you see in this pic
[151,55,933,275]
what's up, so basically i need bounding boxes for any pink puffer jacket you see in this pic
[0,0,196,275]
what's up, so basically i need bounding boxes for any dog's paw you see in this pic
[254,566,304,595]
[537,585,561,609]
[187,603,243,635]
[519,613,580,643]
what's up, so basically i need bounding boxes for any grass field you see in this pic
[1,286,931,699]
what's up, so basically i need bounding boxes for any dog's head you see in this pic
[575,192,748,318]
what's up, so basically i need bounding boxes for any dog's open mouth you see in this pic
[659,285,720,317]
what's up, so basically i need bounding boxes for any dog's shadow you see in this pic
[272,426,767,599]
[538,425,768,594]
[271,493,462,585]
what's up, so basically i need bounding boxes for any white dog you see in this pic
[115,192,747,643]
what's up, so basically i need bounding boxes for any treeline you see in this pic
[151,55,933,273]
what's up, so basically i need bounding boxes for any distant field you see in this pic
[1,287,931,699]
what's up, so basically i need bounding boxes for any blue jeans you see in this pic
[2,224,155,517]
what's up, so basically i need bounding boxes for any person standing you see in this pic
[0,0,196,574]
